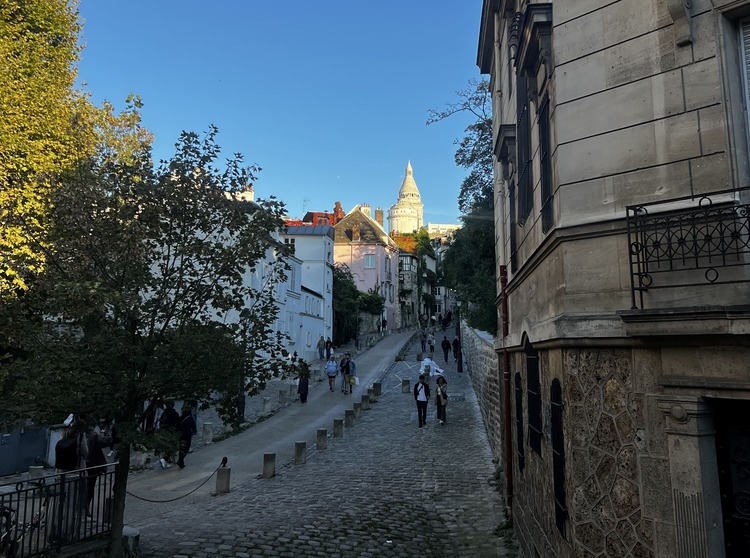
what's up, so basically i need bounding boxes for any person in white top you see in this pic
[413,374,431,428]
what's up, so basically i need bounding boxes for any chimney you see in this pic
[361,204,371,218]
[374,208,384,227]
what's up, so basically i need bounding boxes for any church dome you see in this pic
[398,161,421,199]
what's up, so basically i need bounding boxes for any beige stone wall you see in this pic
[460,324,504,462]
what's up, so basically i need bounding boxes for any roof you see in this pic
[284,224,335,239]
[334,205,399,249]
[397,161,421,199]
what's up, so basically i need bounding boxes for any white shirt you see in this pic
[416,383,428,402]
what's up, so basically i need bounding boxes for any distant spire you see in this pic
[398,161,420,199]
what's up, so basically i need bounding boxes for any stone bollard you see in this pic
[353,402,362,419]
[318,365,326,382]
[216,467,231,494]
[202,423,213,444]
[344,409,355,427]
[295,441,306,465]
[317,428,327,450]
[368,388,376,402]
[279,389,287,404]
[122,526,140,553]
[263,453,276,478]
[402,379,410,393]
[262,397,271,413]
[373,382,382,396]
[361,394,370,410]
[333,419,343,438]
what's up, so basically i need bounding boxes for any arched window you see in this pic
[514,372,525,472]
[551,378,567,536]
[526,339,542,456]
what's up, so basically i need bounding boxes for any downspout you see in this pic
[500,264,513,511]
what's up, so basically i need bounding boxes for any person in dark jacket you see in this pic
[441,336,452,363]
[176,405,197,469]
[413,374,431,428]
[158,401,180,467]
[452,336,461,362]
[297,366,310,403]
[435,376,448,426]
[86,426,112,511]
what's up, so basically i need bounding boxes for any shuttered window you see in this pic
[739,21,750,157]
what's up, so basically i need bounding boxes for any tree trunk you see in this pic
[107,445,131,558]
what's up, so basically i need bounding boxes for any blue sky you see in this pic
[75,1,483,226]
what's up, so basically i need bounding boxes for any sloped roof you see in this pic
[334,205,398,248]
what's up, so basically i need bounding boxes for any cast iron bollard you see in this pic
[202,423,213,444]
[295,441,306,465]
[262,396,271,413]
[361,394,370,410]
[317,428,327,450]
[122,526,140,553]
[216,457,230,494]
[373,382,382,396]
[333,418,343,438]
[353,402,362,418]
[402,379,410,393]
[263,453,276,478]
[344,409,355,427]
[279,389,286,404]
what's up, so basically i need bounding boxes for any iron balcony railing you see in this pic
[0,464,115,558]
[626,187,750,309]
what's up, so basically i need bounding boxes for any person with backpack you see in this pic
[176,405,197,469]
[51,418,89,543]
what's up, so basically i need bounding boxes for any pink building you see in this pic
[333,205,399,332]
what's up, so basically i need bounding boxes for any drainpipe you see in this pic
[500,264,513,511]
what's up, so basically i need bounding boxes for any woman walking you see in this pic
[325,355,338,392]
[435,376,448,425]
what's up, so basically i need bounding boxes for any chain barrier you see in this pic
[125,457,228,504]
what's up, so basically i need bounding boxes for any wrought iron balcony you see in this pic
[626,188,750,309]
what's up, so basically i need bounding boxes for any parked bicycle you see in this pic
[0,480,54,558]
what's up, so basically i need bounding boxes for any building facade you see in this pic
[478,1,750,557]
[388,161,424,234]
[334,205,400,333]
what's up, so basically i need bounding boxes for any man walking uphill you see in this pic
[441,336,451,363]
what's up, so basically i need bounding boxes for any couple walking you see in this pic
[413,374,448,427]
[324,351,357,393]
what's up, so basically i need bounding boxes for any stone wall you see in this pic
[460,323,503,464]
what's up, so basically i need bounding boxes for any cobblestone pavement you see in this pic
[131,333,515,557]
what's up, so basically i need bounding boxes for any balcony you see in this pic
[626,188,750,309]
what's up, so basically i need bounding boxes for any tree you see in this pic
[0,0,92,296]
[0,126,293,557]
[332,263,359,346]
[428,79,497,335]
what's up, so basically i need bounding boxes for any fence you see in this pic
[0,464,115,557]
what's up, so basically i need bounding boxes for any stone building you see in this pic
[388,161,424,234]
[476,1,750,557]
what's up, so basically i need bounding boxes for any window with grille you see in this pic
[526,340,542,456]
[514,372,525,472]
[551,378,567,536]
[516,74,532,226]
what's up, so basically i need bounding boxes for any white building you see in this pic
[387,161,424,234]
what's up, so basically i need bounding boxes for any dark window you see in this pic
[514,372,525,472]
[284,238,295,255]
[509,179,518,273]
[539,95,553,233]
[516,74,533,226]
[526,340,542,456]
[551,378,567,537]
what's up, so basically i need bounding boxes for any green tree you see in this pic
[0,0,91,296]
[429,79,497,335]
[0,127,293,557]
[332,263,359,346]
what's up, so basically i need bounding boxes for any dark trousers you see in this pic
[442,349,450,362]
[177,437,192,467]
[416,400,428,426]
[436,402,447,423]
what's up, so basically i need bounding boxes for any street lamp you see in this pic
[455,298,463,373]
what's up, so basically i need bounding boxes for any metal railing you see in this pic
[0,464,115,558]
[626,188,750,309]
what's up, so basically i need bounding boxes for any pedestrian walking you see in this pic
[158,401,180,468]
[441,336,451,363]
[297,368,310,403]
[420,330,427,353]
[86,424,112,512]
[339,353,351,393]
[344,352,357,394]
[435,376,448,425]
[51,418,89,543]
[176,405,197,469]
[316,335,326,360]
[413,374,431,428]
[452,336,461,362]
[427,332,435,356]
[325,355,338,392]
[325,337,333,359]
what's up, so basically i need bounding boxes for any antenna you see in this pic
[302,198,310,214]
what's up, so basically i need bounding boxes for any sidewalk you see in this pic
[128,330,516,557]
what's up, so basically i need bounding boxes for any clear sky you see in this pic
[75,1,483,226]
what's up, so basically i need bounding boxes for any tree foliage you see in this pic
[0,0,91,296]
[0,125,293,557]
[332,263,359,346]
[429,79,497,335]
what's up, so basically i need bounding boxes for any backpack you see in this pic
[55,433,79,470]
